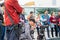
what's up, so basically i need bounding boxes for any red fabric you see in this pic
[56,16,60,26]
[4,0,23,26]
[58,18,60,22]
[57,18,60,26]
[50,16,57,24]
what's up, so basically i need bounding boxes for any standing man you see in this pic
[41,10,50,38]
[4,0,23,40]
[56,10,60,37]
[0,3,5,40]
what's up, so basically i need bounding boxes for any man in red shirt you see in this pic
[4,0,23,40]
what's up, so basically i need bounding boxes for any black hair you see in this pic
[30,11,33,14]
[29,19,36,23]
[58,10,60,12]
[51,12,54,16]
[44,10,48,12]
[1,3,4,7]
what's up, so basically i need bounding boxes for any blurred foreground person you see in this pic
[20,19,36,40]
[56,10,60,37]
[50,12,57,37]
[0,3,5,40]
[4,0,23,40]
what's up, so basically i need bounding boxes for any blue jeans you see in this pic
[54,25,58,37]
[5,24,19,40]
[58,26,60,37]
[0,24,5,40]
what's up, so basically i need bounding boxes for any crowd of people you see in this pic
[36,10,60,39]
[0,0,60,40]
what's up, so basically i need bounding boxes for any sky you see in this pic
[18,0,60,7]
[0,0,60,7]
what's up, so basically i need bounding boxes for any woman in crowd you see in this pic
[50,12,57,37]
[36,13,42,35]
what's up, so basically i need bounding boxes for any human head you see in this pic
[37,13,40,17]
[38,13,40,16]
[0,3,4,11]
[58,10,60,16]
[44,10,48,14]
[0,3,4,7]
[30,11,34,15]
[51,12,55,16]
[29,19,35,26]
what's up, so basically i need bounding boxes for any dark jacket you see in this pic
[0,7,3,23]
[56,15,60,26]
[20,14,26,22]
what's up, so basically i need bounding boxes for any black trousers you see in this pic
[36,27,40,35]
[46,27,50,37]
[54,25,58,37]
[58,26,60,37]
[51,28,54,37]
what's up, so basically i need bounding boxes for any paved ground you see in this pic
[4,29,60,40]
[34,29,60,40]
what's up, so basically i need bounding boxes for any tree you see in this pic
[36,8,59,14]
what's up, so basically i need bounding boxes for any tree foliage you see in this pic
[36,8,59,14]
